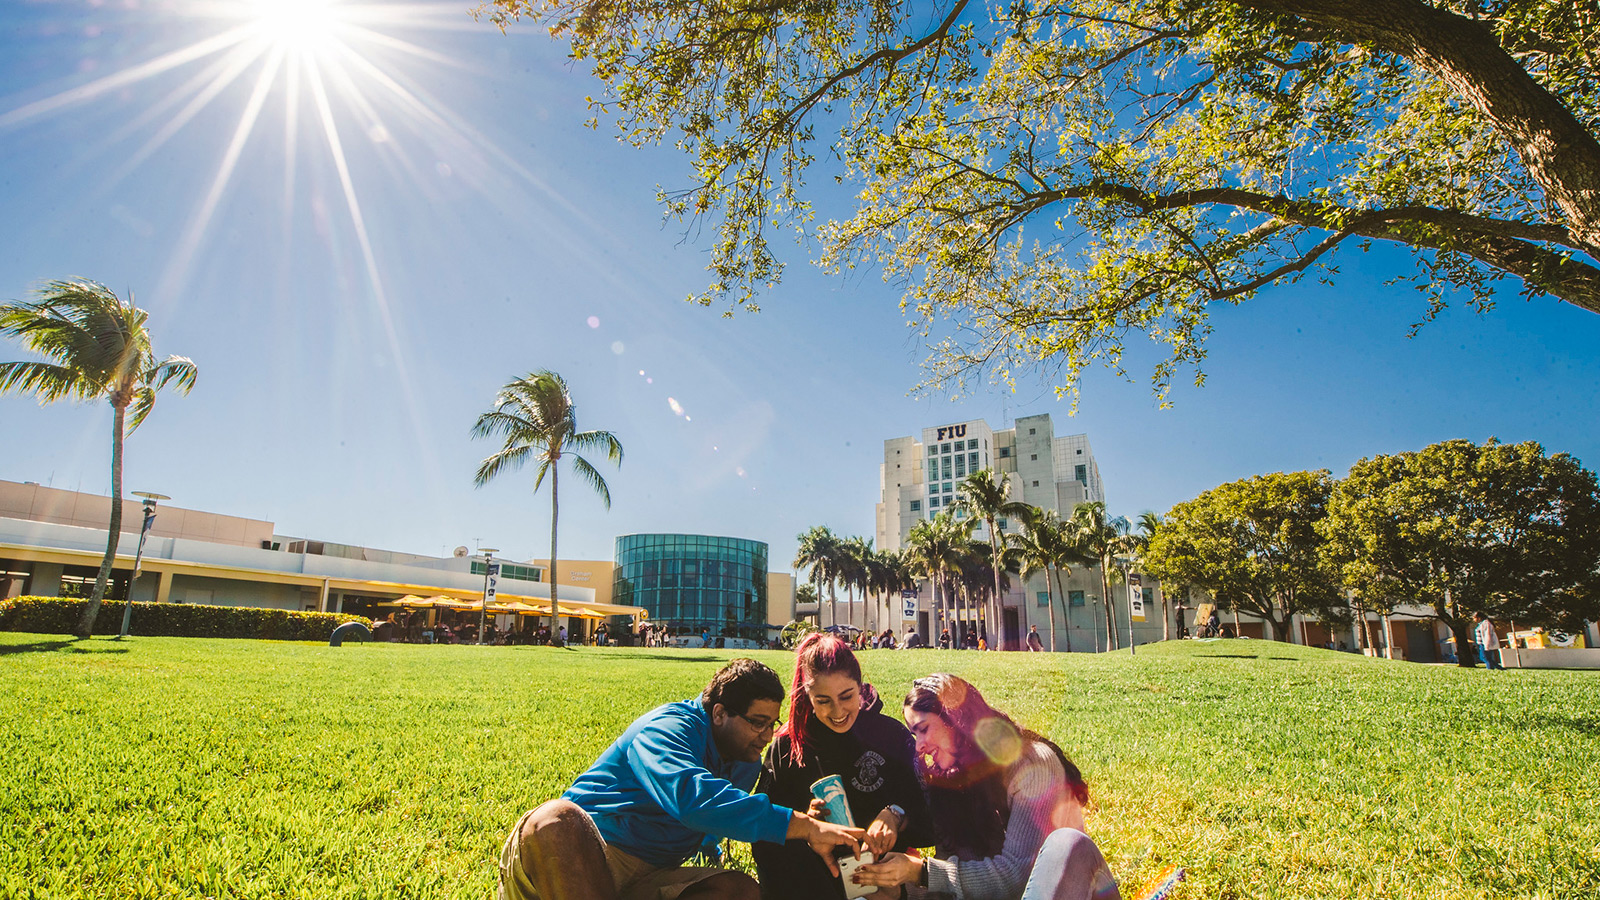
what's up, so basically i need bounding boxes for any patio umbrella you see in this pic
[431,596,477,610]
[392,595,435,608]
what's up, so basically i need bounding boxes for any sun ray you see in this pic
[339,23,476,70]
[161,45,287,302]
[0,25,254,128]
[109,41,273,189]
[304,56,443,495]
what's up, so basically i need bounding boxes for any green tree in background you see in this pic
[1146,472,1343,642]
[472,371,623,643]
[904,511,972,639]
[488,0,1600,400]
[1321,439,1600,666]
[794,525,844,629]
[956,468,1030,647]
[0,280,196,638]
[1014,509,1081,652]
[1068,501,1134,651]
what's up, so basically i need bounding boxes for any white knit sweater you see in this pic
[912,741,1068,900]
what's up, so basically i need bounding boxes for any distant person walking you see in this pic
[1474,612,1503,671]
[1027,626,1044,652]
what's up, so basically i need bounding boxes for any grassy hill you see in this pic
[2,633,1595,899]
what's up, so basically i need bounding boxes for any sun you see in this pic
[246,0,344,51]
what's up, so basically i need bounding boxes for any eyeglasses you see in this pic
[737,712,782,734]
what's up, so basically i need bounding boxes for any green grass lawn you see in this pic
[2,633,1596,900]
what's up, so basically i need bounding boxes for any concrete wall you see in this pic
[0,480,273,548]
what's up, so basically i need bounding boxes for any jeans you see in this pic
[1018,828,1122,900]
[1479,643,1502,670]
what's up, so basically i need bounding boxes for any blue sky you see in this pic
[2,1,1597,570]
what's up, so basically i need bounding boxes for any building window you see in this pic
[997,518,1008,531]
[910,500,922,512]
[955,457,966,477]
[954,440,965,451]
[1030,454,1037,461]
[1029,428,1036,435]
[1142,587,1154,605]
[969,452,978,469]
[1076,448,1083,455]
[941,442,951,454]
[1070,590,1085,607]
[1075,464,1087,485]
[1037,591,1049,607]
[929,496,940,508]
[1032,480,1040,487]
[941,458,952,479]
[998,447,1011,458]
[943,482,953,493]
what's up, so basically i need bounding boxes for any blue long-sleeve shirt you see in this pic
[563,699,795,867]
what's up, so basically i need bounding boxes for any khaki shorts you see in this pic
[497,806,731,900]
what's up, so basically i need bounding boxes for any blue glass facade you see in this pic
[613,534,769,639]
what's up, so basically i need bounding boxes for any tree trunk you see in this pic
[1042,570,1057,652]
[1053,567,1072,653]
[548,463,561,644]
[77,404,126,638]
[1100,563,1117,651]
[989,524,1004,651]
[1161,593,1171,642]
[1244,0,1600,271]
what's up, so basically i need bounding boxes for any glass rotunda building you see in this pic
[612,534,769,641]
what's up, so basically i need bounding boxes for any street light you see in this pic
[118,491,170,639]
[477,548,500,645]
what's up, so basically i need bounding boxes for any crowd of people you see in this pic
[497,635,1124,900]
[371,610,560,646]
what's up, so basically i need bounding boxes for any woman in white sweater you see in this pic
[851,674,1120,900]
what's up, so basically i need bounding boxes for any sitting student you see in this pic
[852,674,1120,900]
[497,659,865,900]
[754,634,932,900]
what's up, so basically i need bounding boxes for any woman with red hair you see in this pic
[754,633,933,899]
[851,674,1120,900]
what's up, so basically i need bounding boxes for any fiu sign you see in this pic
[934,424,968,441]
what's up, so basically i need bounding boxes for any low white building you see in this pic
[0,480,645,627]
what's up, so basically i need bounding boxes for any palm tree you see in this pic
[956,469,1030,649]
[1128,511,1170,641]
[1068,501,1133,652]
[794,525,843,628]
[904,512,970,640]
[472,371,622,644]
[842,535,873,631]
[1015,509,1073,652]
[1,279,196,638]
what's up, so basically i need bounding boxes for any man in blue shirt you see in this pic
[498,659,865,900]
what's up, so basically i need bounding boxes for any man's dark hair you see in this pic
[702,658,784,715]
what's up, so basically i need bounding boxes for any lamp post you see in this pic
[118,491,169,639]
[477,548,500,645]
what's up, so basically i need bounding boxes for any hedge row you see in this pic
[0,596,372,642]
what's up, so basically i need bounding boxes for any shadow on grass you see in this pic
[1195,653,1261,659]
[596,652,726,663]
[0,637,131,656]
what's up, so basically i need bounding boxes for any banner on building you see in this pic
[484,561,501,605]
[902,597,917,621]
[1129,572,1145,622]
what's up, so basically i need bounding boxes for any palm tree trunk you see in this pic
[1053,567,1072,653]
[77,404,126,638]
[990,529,1004,650]
[1162,594,1172,642]
[1101,563,1117,651]
[548,465,561,644]
[1042,572,1057,652]
[829,582,838,630]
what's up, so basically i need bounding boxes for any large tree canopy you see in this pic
[1321,438,1600,663]
[1143,470,1343,640]
[487,0,1600,399]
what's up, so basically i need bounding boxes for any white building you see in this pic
[874,413,1164,651]
[0,480,646,630]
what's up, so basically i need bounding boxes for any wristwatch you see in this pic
[885,803,907,826]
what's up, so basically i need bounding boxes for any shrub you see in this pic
[0,596,371,642]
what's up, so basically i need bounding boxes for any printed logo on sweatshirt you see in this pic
[851,750,886,793]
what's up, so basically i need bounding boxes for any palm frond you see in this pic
[148,356,197,395]
[470,409,541,442]
[474,444,534,487]
[569,454,613,509]
[568,428,624,464]
[126,387,157,431]
[0,360,91,403]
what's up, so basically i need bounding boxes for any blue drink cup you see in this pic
[809,774,855,828]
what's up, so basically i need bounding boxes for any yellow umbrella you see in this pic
[391,595,435,608]
[431,596,477,610]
